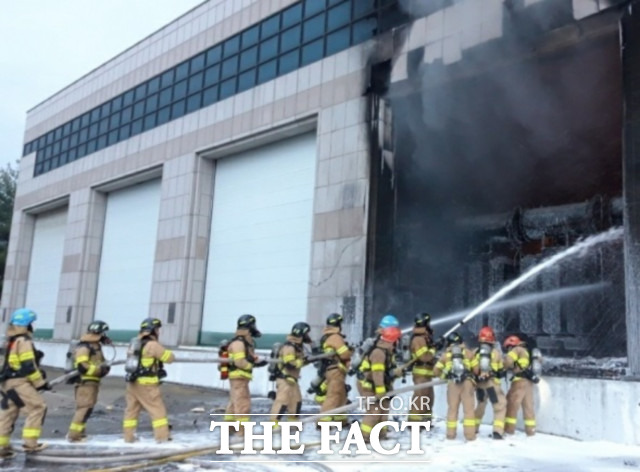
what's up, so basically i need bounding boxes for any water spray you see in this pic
[441,227,623,338]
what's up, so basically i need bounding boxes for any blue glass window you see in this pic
[240,47,258,71]
[131,118,143,136]
[221,56,238,80]
[157,106,171,125]
[191,53,206,72]
[304,0,325,17]
[98,118,109,135]
[143,113,156,131]
[123,90,135,106]
[119,124,131,140]
[206,45,221,64]
[352,17,376,43]
[173,79,188,100]
[326,26,350,55]
[133,101,145,120]
[171,100,186,119]
[238,69,256,91]
[186,93,202,113]
[109,114,120,131]
[146,93,159,113]
[302,38,324,66]
[261,14,280,38]
[242,26,259,47]
[204,65,220,87]
[328,2,350,30]
[159,88,172,108]
[203,85,218,106]
[189,72,204,93]
[176,61,189,81]
[258,60,277,84]
[220,78,236,99]
[353,0,375,17]
[148,77,161,94]
[280,26,301,52]
[279,50,299,75]
[121,106,133,123]
[224,35,240,56]
[107,129,119,145]
[282,4,302,28]
[160,69,174,89]
[260,36,278,62]
[134,84,146,102]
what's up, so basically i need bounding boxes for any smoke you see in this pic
[368,0,626,360]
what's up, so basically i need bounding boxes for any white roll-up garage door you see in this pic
[25,207,68,335]
[94,179,161,331]
[202,132,317,337]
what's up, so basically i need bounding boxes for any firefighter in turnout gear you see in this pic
[318,313,352,425]
[473,326,507,439]
[0,308,49,456]
[225,315,267,435]
[357,315,401,441]
[433,332,478,441]
[503,335,539,436]
[270,322,311,425]
[407,312,436,422]
[67,320,112,442]
[122,318,174,443]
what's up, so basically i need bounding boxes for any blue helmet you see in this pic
[10,308,37,327]
[379,314,399,329]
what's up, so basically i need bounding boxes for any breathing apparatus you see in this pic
[218,339,230,380]
[529,347,542,383]
[267,342,282,400]
[478,343,492,376]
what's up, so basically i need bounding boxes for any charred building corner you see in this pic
[364,0,640,377]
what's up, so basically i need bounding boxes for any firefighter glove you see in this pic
[99,363,111,377]
[37,382,52,391]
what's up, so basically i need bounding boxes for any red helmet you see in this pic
[478,326,495,343]
[503,335,522,349]
[380,326,402,343]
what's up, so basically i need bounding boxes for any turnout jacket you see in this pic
[74,333,107,383]
[410,327,436,376]
[228,328,257,380]
[321,327,352,373]
[1,325,46,389]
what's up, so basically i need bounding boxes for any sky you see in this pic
[0,0,204,170]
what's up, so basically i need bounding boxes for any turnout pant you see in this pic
[474,380,507,435]
[445,379,476,441]
[122,382,170,442]
[0,379,47,450]
[408,374,434,422]
[356,382,390,440]
[319,368,347,423]
[68,382,99,440]
[270,378,302,423]
[505,378,536,435]
[225,379,251,435]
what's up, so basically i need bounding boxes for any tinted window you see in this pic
[70,133,79,147]
[77,143,87,157]
[260,36,278,62]
[53,141,61,154]
[80,113,91,128]
[63,122,71,135]
[99,118,109,135]
[238,69,256,91]
[159,88,172,108]
[302,38,324,66]
[171,100,186,119]
[90,108,101,123]
[224,35,240,56]
[242,26,259,47]
[157,106,171,125]
[61,137,70,151]
[143,113,156,131]
[119,124,131,140]
[240,47,258,71]
[175,62,189,81]
[121,106,133,123]
[258,60,277,83]
[109,113,120,130]
[188,72,203,93]
[204,65,220,87]
[191,53,206,72]
[107,130,119,146]
[352,17,376,43]
[111,96,123,112]
[220,78,236,100]
[186,93,202,113]
[303,13,325,42]
[148,77,161,94]
[88,124,99,139]
[221,56,238,80]
[97,135,107,150]
[354,0,375,17]
[123,90,135,106]
[261,14,280,38]
[161,70,174,88]
[100,102,111,117]
[280,26,301,52]
[131,119,143,136]
[279,50,299,75]
[173,79,188,100]
[282,4,302,28]
[79,128,88,142]
[146,93,159,113]
[133,101,145,119]
[304,0,325,17]
[326,26,350,55]
[206,45,221,64]
[203,85,218,106]
[328,2,350,30]
[134,83,146,102]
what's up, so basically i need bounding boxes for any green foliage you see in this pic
[0,161,18,297]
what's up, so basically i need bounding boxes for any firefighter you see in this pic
[122,317,174,443]
[407,312,436,423]
[0,308,49,456]
[433,331,478,441]
[270,322,311,425]
[473,326,507,439]
[224,314,267,435]
[318,313,352,425]
[356,315,401,442]
[67,320,112,442]
[503,335,538,436]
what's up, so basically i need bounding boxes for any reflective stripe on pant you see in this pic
[408,374,434,421]
[270,378,302,422]
[0,379,47,448]
[356,382,389,439]
[474,381,507,435]
[445,379,476,441]
[68,382,99,440]
[319,368,347,422]
[123,382,170,442]
[225,379,251,435]
[505,378,536,436]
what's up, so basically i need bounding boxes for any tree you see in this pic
[0,161,18,297]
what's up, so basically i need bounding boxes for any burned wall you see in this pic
[367,0,626,361]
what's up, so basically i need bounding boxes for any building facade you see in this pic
[2,0,640,380]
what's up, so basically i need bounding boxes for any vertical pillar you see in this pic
[149,154,213,346]
[622,2,640,377]
[54,189,106,340]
